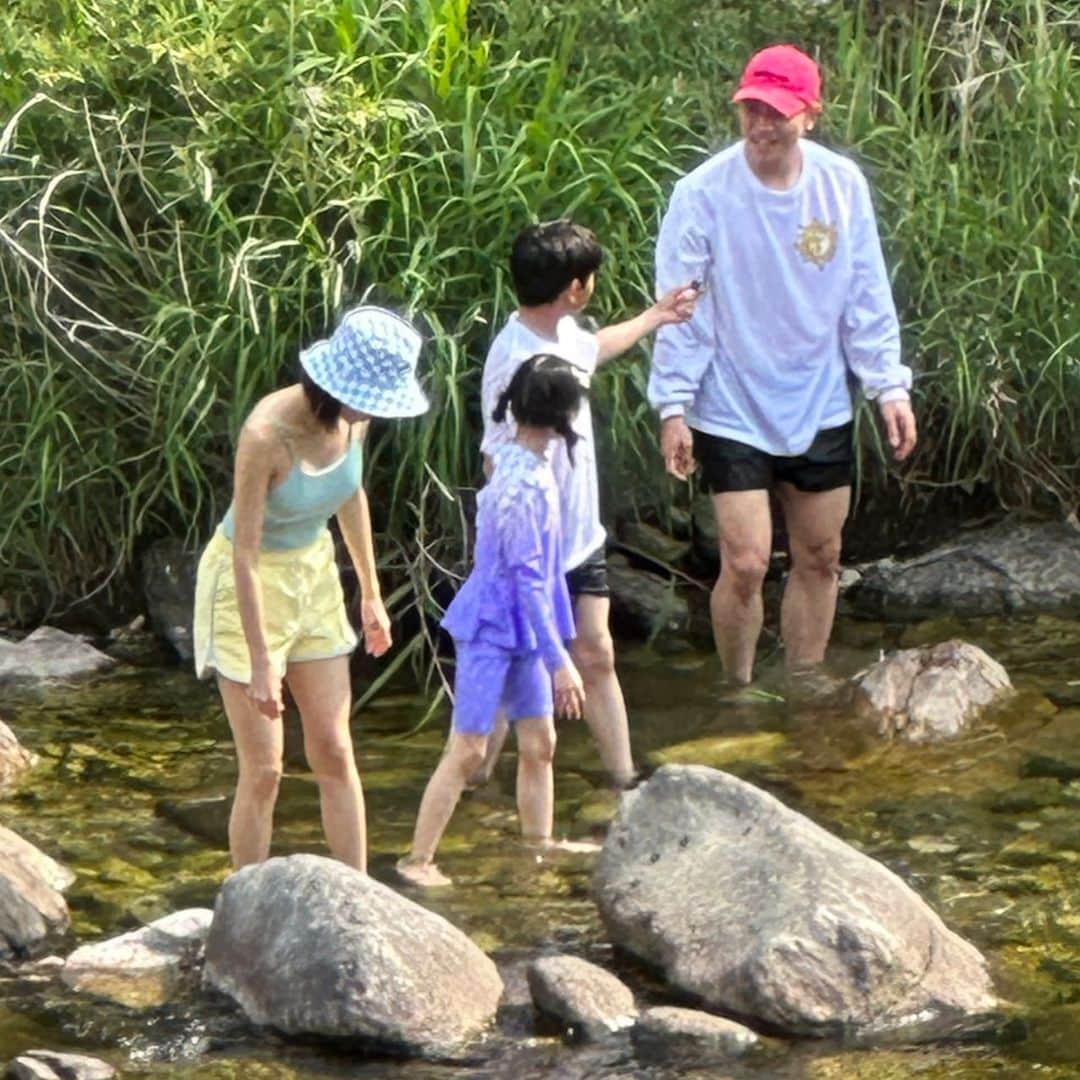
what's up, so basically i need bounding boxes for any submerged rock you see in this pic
[6,1050,116,1079]
[647,731,791,771]
[632,1006,760,1060]
[0,720,35,790]
[1020,711,1080,782]
[526,954,636,1041]
[853,640,1013,743]
[0,628,114,684]
[607,554,689,639]
[203,854,503,1056]
[850,519,1080,619]
[61,908,212,1008]
[0,826,73,961]
[594,765,997,1043]
[141,539,199,662]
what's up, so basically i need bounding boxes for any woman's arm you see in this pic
[336,434,391,657]
[230,422,282,717]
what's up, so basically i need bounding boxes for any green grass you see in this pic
[0,0,1076,642]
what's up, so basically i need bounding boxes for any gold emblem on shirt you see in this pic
[795,220,838,269]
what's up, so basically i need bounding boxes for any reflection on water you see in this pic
[1,614,1078,1078]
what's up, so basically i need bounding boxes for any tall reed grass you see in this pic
[1,0,1076,632]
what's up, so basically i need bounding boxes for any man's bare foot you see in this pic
[395,857,453,887]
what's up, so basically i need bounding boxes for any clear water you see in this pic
[1,613,1078,1078]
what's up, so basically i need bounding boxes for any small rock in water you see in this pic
[61,909,212,1008]
[7,1051,116,1079]
[632,1006,759,1060]
[648,731,790,771]
[526,954,636,1041]
[0,628,114,685]
[0,720,35,790]
[853,639,1014,743]
[1019,711,1080,782]
[607,554,689,639]
[0,826,73,960]
[618,521,692,568]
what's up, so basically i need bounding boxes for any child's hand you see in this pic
[651,282,700,327]
[553,663,586,720]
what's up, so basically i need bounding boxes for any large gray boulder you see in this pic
[526,954,636,1041]
[203,855,503,1056]
[850,519,1080,619]
[0,721,35,790]
[0,628,114,684]
[0,826,73,960]
[853,640,1014,743]
[594,766,996,1042]
[61,909,212,1008]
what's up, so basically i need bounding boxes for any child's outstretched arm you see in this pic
[595,283,699,365]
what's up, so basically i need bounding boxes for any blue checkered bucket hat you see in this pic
[299,305,428,419]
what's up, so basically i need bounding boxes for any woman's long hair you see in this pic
[299,366,344,430]
[493,353,583,464]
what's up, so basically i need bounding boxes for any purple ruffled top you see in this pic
[442,442,575,673]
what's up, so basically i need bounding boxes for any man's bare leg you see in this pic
[709,490,773,685]
[777,484,850,669]
[570,594,635,788]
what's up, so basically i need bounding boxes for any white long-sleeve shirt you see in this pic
[649,138,911,455]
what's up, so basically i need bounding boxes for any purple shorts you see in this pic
[451,643,552,735]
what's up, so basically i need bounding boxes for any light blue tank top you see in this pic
[221,440,362,551]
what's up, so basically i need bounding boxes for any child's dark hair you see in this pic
[299,365,344,430]
[510,219,603,307]
[493,354,583,463]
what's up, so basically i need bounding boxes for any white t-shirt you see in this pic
[480,314,607,572]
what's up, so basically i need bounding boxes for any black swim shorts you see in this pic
[565,545,610,598]
[691,422,854,494]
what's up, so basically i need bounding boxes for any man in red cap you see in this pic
[648,44,917,690]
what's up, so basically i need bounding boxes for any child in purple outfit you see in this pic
[397,355,587,887]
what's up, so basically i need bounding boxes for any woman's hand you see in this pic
[247,660,283,720]
[361,596,392,657]
[553,662,586,720]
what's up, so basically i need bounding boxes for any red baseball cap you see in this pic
[732,45,822,118]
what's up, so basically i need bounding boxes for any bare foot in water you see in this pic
[531,837,603,855]
[395,857,453,887]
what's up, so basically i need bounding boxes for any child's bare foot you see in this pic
[395,857,453,887]
[528,837,603,856]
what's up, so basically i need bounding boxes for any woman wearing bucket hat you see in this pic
[193,305,427,872]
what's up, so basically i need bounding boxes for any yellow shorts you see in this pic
[192,529,357,683]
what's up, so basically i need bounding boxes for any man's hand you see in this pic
[360,596,392,657]
[553,662,586,720]
[879,398,917,462]
[650,282,699,328]
[660,415,696,480]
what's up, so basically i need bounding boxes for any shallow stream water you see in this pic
[2,612,1078,1078]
